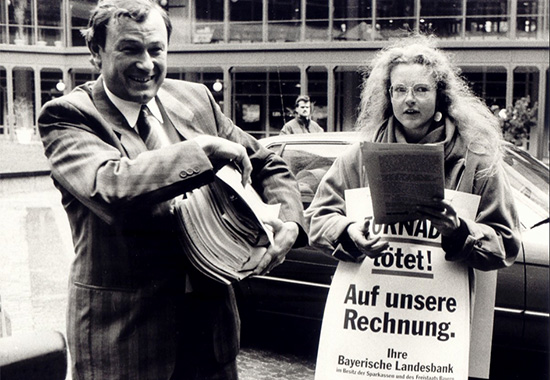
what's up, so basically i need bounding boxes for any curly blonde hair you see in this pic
[356,35,503,175]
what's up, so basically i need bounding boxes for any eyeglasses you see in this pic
[389,83,434,100]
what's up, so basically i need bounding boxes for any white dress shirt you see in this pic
[103,81,171,148]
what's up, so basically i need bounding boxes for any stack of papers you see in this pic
[361,141,445,224]
[174,165,280,284]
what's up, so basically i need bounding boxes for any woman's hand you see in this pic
[346,218,389,260]
[416,198,460,236]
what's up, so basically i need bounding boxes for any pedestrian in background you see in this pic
[38,1,306,379]
[306,34,520,273]
[280,95,324,134]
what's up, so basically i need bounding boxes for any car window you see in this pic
[277,142,350,207]
[503,146,549,229]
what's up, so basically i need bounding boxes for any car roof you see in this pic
[259,131,360,146]
[260,133,549,171]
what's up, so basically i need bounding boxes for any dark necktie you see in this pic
[137,105,163,150]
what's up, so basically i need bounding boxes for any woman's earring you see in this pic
[434,111,442,122]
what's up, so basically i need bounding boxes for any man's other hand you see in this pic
[252,220,299,276]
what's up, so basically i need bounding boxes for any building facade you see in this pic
[1,0,548,161]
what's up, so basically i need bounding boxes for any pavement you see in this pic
[0,138,316,380]
[0,139,50,176]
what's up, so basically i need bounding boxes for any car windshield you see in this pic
[274,141,351,206]
[503,145,550,229]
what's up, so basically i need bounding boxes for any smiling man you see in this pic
[38,1,306,379]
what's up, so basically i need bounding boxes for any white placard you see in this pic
[315,189,481,380]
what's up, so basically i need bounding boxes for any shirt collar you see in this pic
[103,80,164,129]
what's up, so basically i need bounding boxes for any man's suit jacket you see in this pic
[39,78,305,379]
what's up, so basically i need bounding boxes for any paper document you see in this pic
[362,141,444,224]
[174,165,281,284]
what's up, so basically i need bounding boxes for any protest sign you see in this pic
[315,189,481,380]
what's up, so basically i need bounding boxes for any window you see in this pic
[9,0,32,45]
[0,1,7,44]
[268,70,300,133]
[268,0,301,42]
[37,0,63,46]
[0,67,6,135]
[278,141,353,207]
[461,66,507,109]
[12,67,36,131]
[230,0,263,43]
[40,69,64,106]
[419,0,462,39]
[307,68,328,130]
[3,0,64,46]
[231,69,301,137]
[184,71,225,105]
[333,0,373,41]
[194,0,223,43]
[70,0,96,46]
[376,0,415,39]
[335,67,362,131]
[71,69,99,87]
[232,71,266,136]
[305,0,330,41]
[466,0,509,38]
[514,66,540,103]
[517,0,544,39]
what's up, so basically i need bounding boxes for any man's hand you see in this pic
[252,219,299,276]
[194,135,252,186]
[346,218,389,260]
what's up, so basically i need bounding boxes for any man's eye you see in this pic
[149,47,164,56]
[121,47,138,54]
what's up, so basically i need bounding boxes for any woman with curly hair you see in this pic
[306,35,520,271]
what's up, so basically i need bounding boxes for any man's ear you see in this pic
[89,43,102,70]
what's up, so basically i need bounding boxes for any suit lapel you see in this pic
[92,78,145,158]
[157,86,201,141]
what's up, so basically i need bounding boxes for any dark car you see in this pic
[236,132,549,377]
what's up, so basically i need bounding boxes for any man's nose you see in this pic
[137,52,154,71]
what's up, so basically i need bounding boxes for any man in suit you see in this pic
[38,1,306,379]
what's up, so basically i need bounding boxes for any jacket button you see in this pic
[186,169,194,175]
[179,171,188,178]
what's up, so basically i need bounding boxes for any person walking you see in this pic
[280,95,324,134]
[38,1,306,379]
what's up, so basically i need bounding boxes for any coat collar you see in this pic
[376,116,464,161]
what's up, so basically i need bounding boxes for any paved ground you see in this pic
[0,139,316,380]
[0,186,317,380]
[0,139,50,174]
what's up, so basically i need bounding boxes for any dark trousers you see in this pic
[170,290,240,380]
